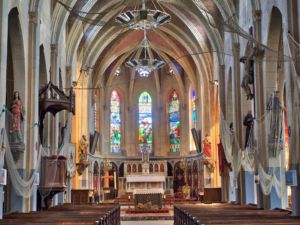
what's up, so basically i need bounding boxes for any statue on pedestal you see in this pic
[79,135,88,162]
[9,91,24,144]
[243,111,254,149]
[202,135,212,158]
[240,46,264,100]
[8,91,25,161]
[77,135,90,175]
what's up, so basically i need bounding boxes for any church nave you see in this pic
[0,0,299,224]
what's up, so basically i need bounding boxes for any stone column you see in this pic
[286,0,300,217]
[66,66,72,89]
[50,45,58,155]
[253,10,269,209]
[232,43,245,204]
[47,44,60,207]
[0,0,8,219]
[181,101,189,156]
[218,65,228,201]
[27,11,40,212]
[98,86,104,155]
[65,66,73,204]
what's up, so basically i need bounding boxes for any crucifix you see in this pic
[102,160,113,189]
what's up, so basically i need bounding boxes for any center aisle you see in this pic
[121,221,173,225]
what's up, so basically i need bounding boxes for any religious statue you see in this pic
[229,122,234,133]
[243,111,254,149]
[266,91,284,157]
[240,47,258,100]
[59,119,68,148]
[202,134,212,158]
[77,135,90,175]
[79,135,88,163]
[9,91,24,143]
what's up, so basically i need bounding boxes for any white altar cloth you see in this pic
[126,175,165,183]
[133,188,164,195]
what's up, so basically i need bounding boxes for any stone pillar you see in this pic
[98,86,104,155]
[181,102,189,156]
[50,45,58,155]
[253,10,269,209]
[47,44,60,207]
[65,66,73,203]
[65,66,72,89]
[0,0,8,219]
[218,65,228,201]
[286,0,300,217]
[232,43,245,204]
[66,177,72,203]
[27,11,40,212]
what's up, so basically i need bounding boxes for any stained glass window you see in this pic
[138,92,152,152]
[190,89,197,151]
[191,89,197,128]
[169,90,180,153]
[110,90,121,153]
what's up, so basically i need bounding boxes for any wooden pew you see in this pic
[0,204,120,225]
[174,203,300,225]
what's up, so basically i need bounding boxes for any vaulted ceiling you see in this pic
[52,0,237,91]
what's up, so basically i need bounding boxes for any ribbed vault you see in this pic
[50,0,238,95]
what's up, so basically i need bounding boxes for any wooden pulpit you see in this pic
[39,155,67,208]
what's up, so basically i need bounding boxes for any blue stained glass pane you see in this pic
[138,92,152,152]
[169,91,180,153]
[191,89,197,128]
[110,90,121,153]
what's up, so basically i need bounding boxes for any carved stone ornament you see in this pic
[76,160,90,175]
[204,159,215,173]
[76,135,90,175]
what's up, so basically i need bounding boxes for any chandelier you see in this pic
[115,0,171,30]
[125,29,166,77]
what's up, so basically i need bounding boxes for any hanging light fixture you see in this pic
[115,0,171,30]
[125,27,165,77]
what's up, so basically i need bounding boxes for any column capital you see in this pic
[253,10,262,21]
[29,11,38,24]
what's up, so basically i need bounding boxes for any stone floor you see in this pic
[121,221,173,225]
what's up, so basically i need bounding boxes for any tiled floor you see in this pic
[121,221,173,225]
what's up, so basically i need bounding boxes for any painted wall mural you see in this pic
[110,90,121,153]
[138,91,153,152]
[169,90,180,153]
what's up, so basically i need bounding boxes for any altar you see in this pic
[124,160,167,193]
[126,175,166,192]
